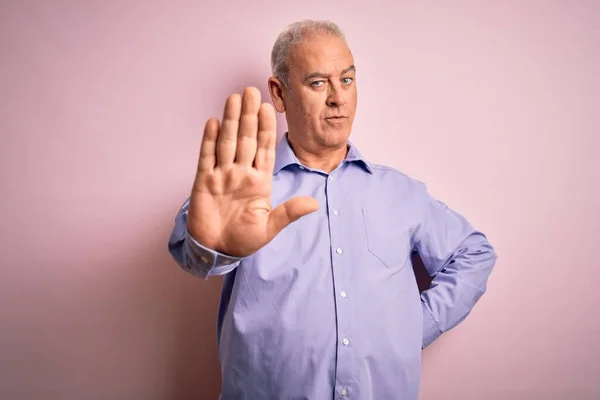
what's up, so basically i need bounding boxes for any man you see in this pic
[168,19,497,400]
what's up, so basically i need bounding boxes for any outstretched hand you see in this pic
[187,87,319,257]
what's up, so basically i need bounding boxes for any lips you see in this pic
[325,116,347,119]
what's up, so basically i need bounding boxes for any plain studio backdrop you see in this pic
[1,1,598,399]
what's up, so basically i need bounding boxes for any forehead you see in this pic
[289,34,354,75]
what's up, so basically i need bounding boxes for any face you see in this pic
[269,33,357,151]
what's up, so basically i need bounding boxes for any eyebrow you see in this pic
[303,65,356,82]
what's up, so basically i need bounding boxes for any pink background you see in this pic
[1,1,599,399]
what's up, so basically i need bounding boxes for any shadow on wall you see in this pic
[131,211,224,400]
[168,265,223,400]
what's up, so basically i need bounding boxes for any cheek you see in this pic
[288,90,327,126]
[349,87,358,106]
[300,101,323,124]
[347,92,358,118]
[287,98,306,122]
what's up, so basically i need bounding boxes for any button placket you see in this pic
[327,171,354,398]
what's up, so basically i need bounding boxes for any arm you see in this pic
[168,197,243,280]
[415,184,498,348]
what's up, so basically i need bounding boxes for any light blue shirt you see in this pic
[168,134,497,400]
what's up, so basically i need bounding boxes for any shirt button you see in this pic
[336,248,343,254]
[340,291,347,298]
[342,338,350,345]
[333,209,339,215]
[340,388,348,396]
[329,175,334,181]
[299,166,305,170]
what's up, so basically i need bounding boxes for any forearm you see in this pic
[420,233,497,347]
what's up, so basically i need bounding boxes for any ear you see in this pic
[267,77,286,113]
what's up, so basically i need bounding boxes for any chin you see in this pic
[321,127,351,146]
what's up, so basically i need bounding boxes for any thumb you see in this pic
[266,196,319,240]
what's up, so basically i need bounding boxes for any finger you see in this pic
[267,196,319,239]
[217,93,242,167]
[235,87,261,166]
[197,117,219,172]
[254,102,277,172]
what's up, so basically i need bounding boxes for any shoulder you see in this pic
[365,161,428,196]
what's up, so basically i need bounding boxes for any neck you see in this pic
[287,133,348,174]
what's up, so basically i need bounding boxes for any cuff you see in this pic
[184,230,243,279]
[422,301,443,348]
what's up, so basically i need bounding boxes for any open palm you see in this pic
[187,87,319,257]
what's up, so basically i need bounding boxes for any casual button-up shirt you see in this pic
[168,134,497,400]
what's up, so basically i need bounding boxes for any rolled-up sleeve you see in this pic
[415,184,498,348]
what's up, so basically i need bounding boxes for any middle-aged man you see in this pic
[168,19,497,400]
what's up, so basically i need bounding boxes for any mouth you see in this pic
[325,116,347,120]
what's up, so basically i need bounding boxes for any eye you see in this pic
[342,77,354,85]
[311,80,325,88]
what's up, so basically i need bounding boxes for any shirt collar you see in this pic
[273,132,373,175]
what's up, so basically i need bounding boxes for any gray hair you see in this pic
[271,20,346,89]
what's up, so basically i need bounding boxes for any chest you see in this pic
[245,171,421,281]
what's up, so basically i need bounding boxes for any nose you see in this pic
[326,84,346,108]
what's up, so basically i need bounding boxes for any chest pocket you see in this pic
[362,208,411,270]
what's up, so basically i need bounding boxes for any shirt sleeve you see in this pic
[167,197,243,280]
[414,183,498,348]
